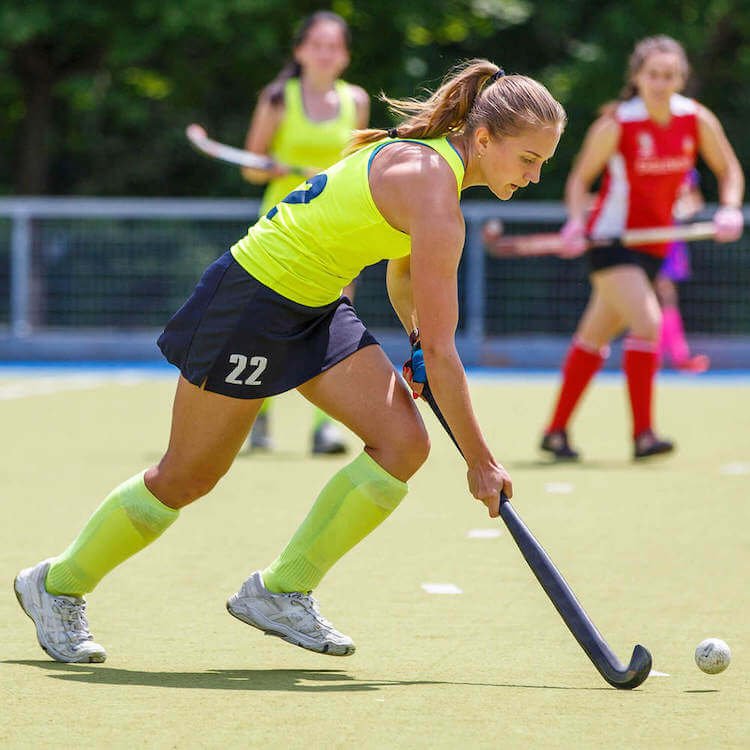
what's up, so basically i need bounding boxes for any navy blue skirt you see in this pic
[157,251,378,398]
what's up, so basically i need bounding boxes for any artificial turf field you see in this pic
[1,369,749,749]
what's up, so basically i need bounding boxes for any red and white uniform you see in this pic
[587,94,699,257]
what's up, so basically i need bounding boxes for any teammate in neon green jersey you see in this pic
[241,11,370,455]
[15,60,565,662]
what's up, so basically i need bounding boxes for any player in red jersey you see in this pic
[542,35,744,460]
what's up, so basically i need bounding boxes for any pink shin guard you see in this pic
[660,306,689,366]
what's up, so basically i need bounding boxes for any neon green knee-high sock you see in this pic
[45,472,179,597]
[263,452,407,593]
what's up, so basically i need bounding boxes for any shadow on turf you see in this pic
[4,661,610,692]
[511,459,631,470]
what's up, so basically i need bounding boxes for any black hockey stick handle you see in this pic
[421,380,508,502]
[420,381,463,454]
[419,380,651,689]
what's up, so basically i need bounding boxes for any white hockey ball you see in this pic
[694,638,730,674]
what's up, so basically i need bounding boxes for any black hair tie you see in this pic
[387,128,399,138]
[488,68,506,84]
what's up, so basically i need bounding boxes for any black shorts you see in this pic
[157,251,378,398]
[586,241,663,282]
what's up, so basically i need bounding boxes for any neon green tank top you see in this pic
[260,77,357,215]
[232,136,465,306]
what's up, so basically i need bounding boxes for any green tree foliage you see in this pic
[1,0,748,199]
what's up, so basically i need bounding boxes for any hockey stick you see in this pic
[185,124,309,176]
[484,220,716,258]
[418,378,652,689]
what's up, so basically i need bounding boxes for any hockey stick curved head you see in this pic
[608,644,652,690]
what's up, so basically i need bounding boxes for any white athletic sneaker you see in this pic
[227,571,355,656]
[311,421,348,455]
[14,559,107,663]
[246,412,274,452]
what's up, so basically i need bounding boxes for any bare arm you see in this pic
[697,104,745,209]
[350,84,370,129]
[386,255,415,333]
[409,202,492,469]
[370,144,511,511]
[241,93,285,184]
[564,114,620,222]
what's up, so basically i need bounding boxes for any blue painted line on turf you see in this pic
[464,367,750,385]
[1,361,749,385]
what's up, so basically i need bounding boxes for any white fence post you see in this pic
[463,216,485,366]
[10,208,32,338]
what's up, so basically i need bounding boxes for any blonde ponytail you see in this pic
[348,58,565,153]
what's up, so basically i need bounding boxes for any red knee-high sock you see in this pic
[623,336,659,438]
[546,338,608,433]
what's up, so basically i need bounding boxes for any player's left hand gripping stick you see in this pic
[404,329,427,399]
[405,329,464,456]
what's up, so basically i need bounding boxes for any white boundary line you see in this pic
[421,583,463,595]
[0,372,145,400]
[467,528,502,539]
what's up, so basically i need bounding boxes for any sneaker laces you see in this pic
[53,597,94,643]
[287,592,336,634]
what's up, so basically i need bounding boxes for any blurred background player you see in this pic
[13,60,565,662]
[241,10,370,454]
[542,35,744,460]
[657,168,709,372]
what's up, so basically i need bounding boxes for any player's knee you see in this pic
[631,308,662,342]
[411,429,431,473]
[148,463,223,509]
[654,276,674,305]
[182,471,222,503]
[394,419,431,477]
[643,310,662,341]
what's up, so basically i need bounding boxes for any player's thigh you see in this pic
[575,288,626,349]
[296,345,429,467]
[591,265,661,339]
[148,376,264,505]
